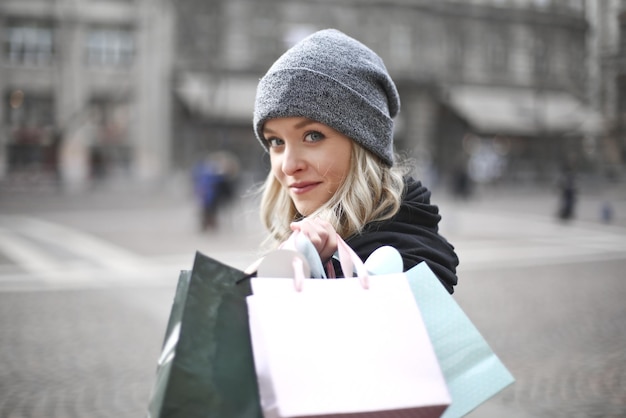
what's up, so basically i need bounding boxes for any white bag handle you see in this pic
[279,230,327,279]
[283,231,370,290]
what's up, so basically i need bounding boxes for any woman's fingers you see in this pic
[290,218,337,261]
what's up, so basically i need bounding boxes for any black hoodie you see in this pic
[341,177,459,293]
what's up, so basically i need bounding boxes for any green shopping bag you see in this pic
[147,251,263,418]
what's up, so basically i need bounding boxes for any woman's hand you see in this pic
[290,218,338,262]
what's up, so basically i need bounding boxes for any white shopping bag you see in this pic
[247,237,451,418]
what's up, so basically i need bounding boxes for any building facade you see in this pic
[0,0,173,189]
[174,0,606,188]
[594,0,626,181]
[2,0,617,190]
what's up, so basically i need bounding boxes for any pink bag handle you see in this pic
[335,234,370,289]
[292,256,306,292]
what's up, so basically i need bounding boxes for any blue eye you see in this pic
[304,131,325,142]
[267,137,284,147]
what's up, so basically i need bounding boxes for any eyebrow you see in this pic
[263,118,317,135]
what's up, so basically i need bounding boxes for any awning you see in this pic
[175,72,257,121]
[444,86,605,136]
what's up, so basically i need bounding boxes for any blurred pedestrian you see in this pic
[47,127,64,188]
[451,157,472,200]
[192,155,224,230]
[89,146,107,185]
[600,200,614,224]
[248,29,459,292]
[557,163,577,222]
[211,150,241,211]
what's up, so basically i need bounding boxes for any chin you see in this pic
[292,197,328,217]
[294,202,317,217]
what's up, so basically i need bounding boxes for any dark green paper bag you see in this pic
[147,251,263,418]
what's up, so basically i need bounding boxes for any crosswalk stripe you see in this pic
[0,209,625,291]
[0,215,147,273]
[0,226,61,273]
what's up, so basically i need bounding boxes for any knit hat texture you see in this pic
[253,29,400,166]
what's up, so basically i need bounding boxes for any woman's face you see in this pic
[263,117,353,216]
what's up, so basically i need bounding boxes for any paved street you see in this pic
[0,178,625,417]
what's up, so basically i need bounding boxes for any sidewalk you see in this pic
[435,178,626,229]
[0,175,267,279]
[0,174,195,213]
[1,176,625,418]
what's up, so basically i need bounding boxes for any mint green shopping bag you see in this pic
[405,262,515,418]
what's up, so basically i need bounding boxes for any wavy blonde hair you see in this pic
[259,144,410,249]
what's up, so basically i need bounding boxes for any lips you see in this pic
[289,181,320,195]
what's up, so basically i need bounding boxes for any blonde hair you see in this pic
[259,145,410,249]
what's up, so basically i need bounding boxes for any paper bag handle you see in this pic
[335,234,370,289]
[284,231,370,290]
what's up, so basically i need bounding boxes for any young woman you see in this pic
[252,29,459,293]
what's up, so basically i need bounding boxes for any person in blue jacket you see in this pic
[192,155,224,230]
[252,29,459,292]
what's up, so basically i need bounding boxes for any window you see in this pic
[89,98,130,145]
[5,21,54,67]
[86,27,134,68]
[487,26,509,74]
[533,34,551,81]
[5,90,54,127]
[86,98,132,174]
[567,34,585,86]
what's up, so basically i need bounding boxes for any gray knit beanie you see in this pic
[253,29,400,166]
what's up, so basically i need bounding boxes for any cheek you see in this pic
[326,149,351,182]
[324,163,346,183]
[270,158,288,187]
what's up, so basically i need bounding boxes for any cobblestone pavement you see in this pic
[0,287,172,418]
[460,259,626,418]
[0,178,625,417]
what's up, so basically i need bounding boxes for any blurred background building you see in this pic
[0,0,173,190]
[0,0,624,192]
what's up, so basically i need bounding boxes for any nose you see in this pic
[281,144,305,175]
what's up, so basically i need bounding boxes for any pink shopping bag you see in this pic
[247,235,451,418]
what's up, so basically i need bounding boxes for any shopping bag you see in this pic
[360,245,515,416]
[146,251,263,418]
[405,262,515,418]
[247,237,451,418]
[146,269,191,417]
